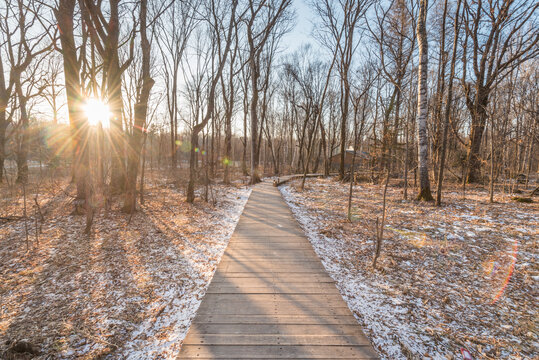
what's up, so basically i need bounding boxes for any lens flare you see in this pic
[84,98,111,128]
[490,238,518,304]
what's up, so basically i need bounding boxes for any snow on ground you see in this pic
[0,178,250,359]
[280,178,537,360]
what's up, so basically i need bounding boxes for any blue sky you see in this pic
[282,0,316,54]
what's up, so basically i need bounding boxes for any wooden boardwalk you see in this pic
[179,181,378,359]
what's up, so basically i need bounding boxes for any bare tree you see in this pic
[81,0,136,193]
[0,34,14,183]
[54,0,90,214]
[367,0,416,175]
[42,54,65,125]
[220,23,241,184]
[461,0,539,183]
[312,0,373,180]
[244,0,293,184]
[123,0,155,213]
[0,0,52,184]
[436,0,462,206]
[186,0,238,203]
[415,0,433,201]
[156,0,198,170]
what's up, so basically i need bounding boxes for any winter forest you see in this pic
[0,0,537,359]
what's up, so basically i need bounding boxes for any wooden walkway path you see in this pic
[179,181,378,359]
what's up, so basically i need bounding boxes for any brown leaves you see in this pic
[0,174,249,358]
[285,177,538,359]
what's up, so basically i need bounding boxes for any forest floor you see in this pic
[280,177,537,360]
[0,172,251,359]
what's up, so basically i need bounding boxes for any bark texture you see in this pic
[415,0,433,201]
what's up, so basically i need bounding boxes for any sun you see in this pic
[84,98,111,128]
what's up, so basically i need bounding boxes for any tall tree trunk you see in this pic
[85,0,128,193]
[106,51,126,192]
[339,73,349,180]
[210,113,215,178]
[139,132,148,205]
[224,110,232,183]
[489,115,495,202]
[415,0,433,201]
[123,0,154,213]
[248,58,260,184]
[320,122,329,175]
[0,57,9,183]
[15,83,29,184]
[347,104,359,221]
[242,100,248,175]
[222,50,235,185]
[436,0,461,206]
[186,130,199,203]
[57,0,88,213]
[392,81,402,175]
[0,110,7,183]
[170,110,176,168]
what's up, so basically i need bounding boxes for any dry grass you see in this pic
[282,177,538,359]
[0,169,250,359]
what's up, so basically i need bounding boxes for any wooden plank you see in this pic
[210,273,334,282]
[205,283,339,294]
[232,229,306,237]
[182,334,370,346]
[218,260,323,265]
[219,256,321,263]
[228,240,309,245]
[230,235,307,240]
[196,302,352,316]
[220,252,320,261]
[221,249,320,259]
[219,263,326,273]
[179,345,378,358]
[235,217,298,223]
[227,243,314,250]
[192,315,360,325]
[188,323,366,336]
[198,293,345,303]
[210,275,335,286]
[229,238,308,244]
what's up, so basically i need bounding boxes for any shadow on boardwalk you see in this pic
[178,181,379,359]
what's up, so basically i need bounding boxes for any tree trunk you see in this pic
[339,74,349,180]
[15,83,29,184]
[436,0,461,206]
[415,0,433,201]
[0,110,7,183]
[99,0,127,193]
[489,116,495,203]
[123,0,154,213]
[57,0,88,212]
[170,110,176,169]
[224,111,232,183]
[0,58,8,183]
[139,133,148,205]
[465,89,489,183]
[186,130,199,203]
[242,102,248,175]
[107,56,126,193]
[249,60,261,184]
